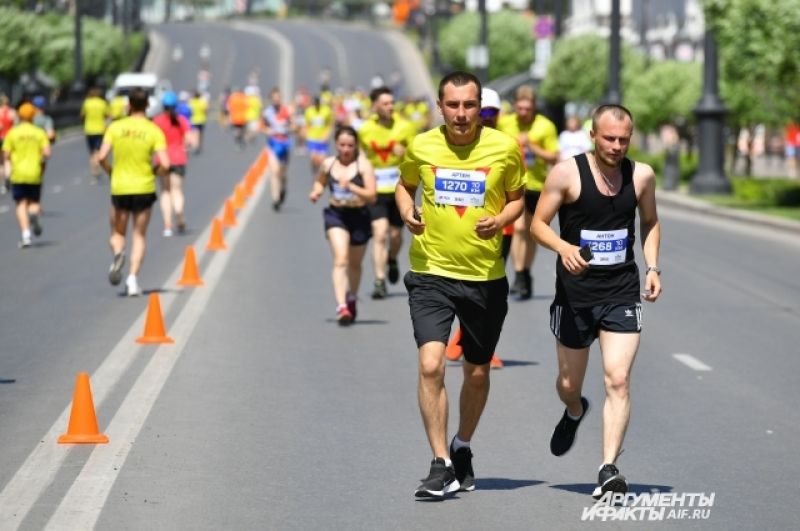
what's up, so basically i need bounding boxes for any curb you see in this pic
[657,189,800,236]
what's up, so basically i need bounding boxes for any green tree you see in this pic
[538,34,646,107]
[625,60,701,133]
[438,9,534,80]
[705,0,800,175]
[0,8,41,82]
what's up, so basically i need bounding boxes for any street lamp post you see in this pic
[73,0,84,95]
[690,30,731,194]
[605,0,622,104]
[477,0,489,84]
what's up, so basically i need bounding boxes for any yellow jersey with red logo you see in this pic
[399,126,525,281]
[2,122,50,184]
[358,114,417,194]
[102,116,166,195]
[497,113,558,191]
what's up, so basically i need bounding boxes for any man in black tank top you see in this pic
[530,104,662,499]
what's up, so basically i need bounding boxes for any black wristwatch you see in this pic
[645,265,661,275]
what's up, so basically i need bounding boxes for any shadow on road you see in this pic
[477,477,546,491]
[550,483,674,496]
[0,379,16,384]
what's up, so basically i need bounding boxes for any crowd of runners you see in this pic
[1,68,661,503]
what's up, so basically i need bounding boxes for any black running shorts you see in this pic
[549,302,642,349]
[12,183,41,202]
[111,193,157,213]
[368,193,403,227]
[524,190,541,214]
[323,206,372,246]
[404,271,509,365]
[169,165,186,177]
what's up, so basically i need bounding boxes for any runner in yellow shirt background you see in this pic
[303,96,334,176]
[81,87,110,183]
[2,103,51,248]
[188,90,209,154]
[97,89,168,297]
[497,85,559,300]
[358,86,417,299]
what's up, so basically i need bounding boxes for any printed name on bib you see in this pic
[433,168,486,207]
[375,167,400,193]
[579,228,628,266]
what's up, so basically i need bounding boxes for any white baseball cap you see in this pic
[481,88,501,110]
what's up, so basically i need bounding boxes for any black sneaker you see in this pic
[592,464,628,499]
[371,279,387,299]
[108,252,125,286]
[550,396,590,456]
[510,272,523,295]
[388,258,400,284]
[450,440,475,492]
[414,458,460,498]
[29,214,42,237]
[515,270,532,300]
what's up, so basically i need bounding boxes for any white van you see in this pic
[108,72,172,117]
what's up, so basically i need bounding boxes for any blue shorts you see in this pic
[306,140,328,156]
[267,137,292,163]
[86,134,103,153]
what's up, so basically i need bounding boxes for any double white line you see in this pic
[0,165,267,531]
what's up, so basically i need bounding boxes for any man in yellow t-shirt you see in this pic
[2,103,51,248]
[396,71,524,499]
[81,87,110,182]
[97,89,168,297]
[110,93,128,121]
[303,96,333,174]
[497,85,559,300]
[188,90,208,154]
[358,86,417,299]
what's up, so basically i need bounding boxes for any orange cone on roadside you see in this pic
[232,184,246,210]
[490,354,504,369]
[206,218,227,251]
[58,372,109,444]
[177,246,204,287]
[136,293,175,344]
[445,327,464,361]
[221,199,237,227]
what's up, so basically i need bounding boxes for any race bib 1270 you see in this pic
[433,168,486,207]
[579,228,628,266]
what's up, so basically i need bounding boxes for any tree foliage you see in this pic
[626,60,701,133]
[705,0,800,127]
[439,9,534,80]
[538,34,646,107]
[0,7,137,87]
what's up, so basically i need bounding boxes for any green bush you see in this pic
[731,177,800,206]
[439,9,534,80]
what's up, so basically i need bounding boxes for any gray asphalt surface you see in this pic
[1,20,799,531]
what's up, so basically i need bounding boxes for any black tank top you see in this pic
[327,158,365,203]
[554,153,641,307]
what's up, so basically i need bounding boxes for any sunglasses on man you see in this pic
[479,108,500,119]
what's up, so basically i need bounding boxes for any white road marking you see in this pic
[44,165,267,530]
[0,159,264,529]
[672,353,712,371]
[233,21,294,98]
[51,185,63,194]
[315,30,349,85]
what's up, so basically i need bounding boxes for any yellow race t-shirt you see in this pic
[110,95,128,120]
[497,113,559,191]
[102,116,166,195]
[82,96,109,134]
[2,122,50,184]
[304,105,333,142]
[359,114,417,194]
[188,97,208,125]
[399,126,525,281]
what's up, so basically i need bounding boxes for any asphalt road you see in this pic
[1,20,799,531]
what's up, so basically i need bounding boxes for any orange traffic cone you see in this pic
[445,327,464,361]
[221,199,237,228]
[58,372,109,444]
[490,354,504,369]
[206,218,227,251]
[232,184,246,210]
[177,246,204,287]
[136,293,175,344]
